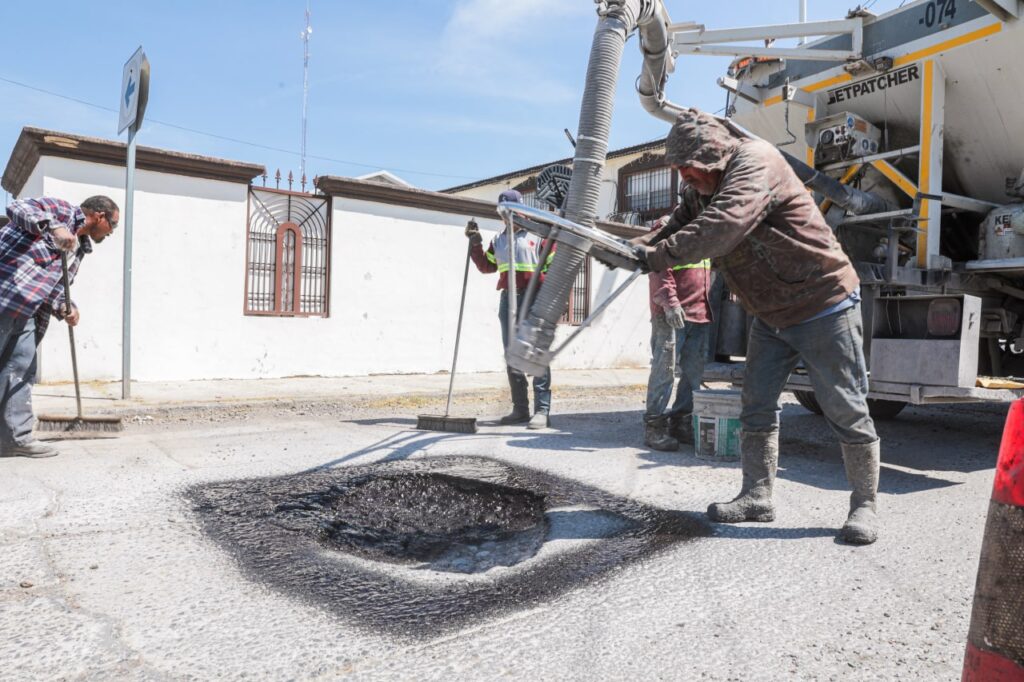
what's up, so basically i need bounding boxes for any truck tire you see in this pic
[792,390,907,420]
[792,390,824,415]
[866,398,907,420]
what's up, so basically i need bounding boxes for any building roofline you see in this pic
[439,138,665,195]
[315,175,645,238]
[2,127,265,196]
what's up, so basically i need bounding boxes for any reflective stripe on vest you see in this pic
[497,262,539,274]
[672,258,711,270]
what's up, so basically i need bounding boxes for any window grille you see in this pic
[513,178,550,211]
[520,190,548,210]
[246,188,331,316]
[559,257,591,326]
[617,153,677,224]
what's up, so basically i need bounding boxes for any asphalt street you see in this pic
[0,390,1006,680]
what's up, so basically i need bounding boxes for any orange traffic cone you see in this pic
[962,399,1024,681]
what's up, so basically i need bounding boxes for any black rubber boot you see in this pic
[668,413,694,445]
[707,430,777,522]
[500,366,530,425]
[643,416,679,452]
[498,408,531,425]
[840,440,881,545]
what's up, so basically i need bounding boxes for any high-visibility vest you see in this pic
[671,258,711,271]
[487,229,553,274]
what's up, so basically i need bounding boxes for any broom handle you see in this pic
[60,253,83,420]
[445,240,473,418]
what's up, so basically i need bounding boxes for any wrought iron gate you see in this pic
[245,187,331,316]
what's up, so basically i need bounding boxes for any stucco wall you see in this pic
[30,156,651,382]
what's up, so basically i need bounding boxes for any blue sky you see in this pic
[1,1,905,193]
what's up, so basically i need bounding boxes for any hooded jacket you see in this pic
[643,109,860,329]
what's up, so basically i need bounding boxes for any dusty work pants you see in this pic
[742,303,877,444]
[645,315,710,422]
[0,314,38,448]
[499,290,552,414]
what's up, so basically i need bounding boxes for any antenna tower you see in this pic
[300,3,312,183]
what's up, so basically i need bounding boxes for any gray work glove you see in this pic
[631,244,651,273]
[663,305,686,330]
[464,219,482,244]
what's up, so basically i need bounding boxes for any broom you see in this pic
[417,237,477,434]
[36,252,123,433]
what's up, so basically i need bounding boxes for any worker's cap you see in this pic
[665,108,741,173]
[498,189,523,204]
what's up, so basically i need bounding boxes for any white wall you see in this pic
[32,156,652,382]
[323,197,650,377]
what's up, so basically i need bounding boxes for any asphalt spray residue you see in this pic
[188,456,711,639]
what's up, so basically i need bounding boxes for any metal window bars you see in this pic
[245,187,331,317]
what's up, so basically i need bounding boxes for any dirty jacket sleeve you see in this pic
[652,144,779,268]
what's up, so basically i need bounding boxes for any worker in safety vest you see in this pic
[643,217,712,451]
[465,189,554,429]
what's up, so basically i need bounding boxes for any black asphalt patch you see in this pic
[187,456,712,639]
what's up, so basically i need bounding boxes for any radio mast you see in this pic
[300,3,312,183]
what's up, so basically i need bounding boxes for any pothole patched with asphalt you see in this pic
[187,456,711,638]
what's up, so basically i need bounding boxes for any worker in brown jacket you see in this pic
[634,108,880,545]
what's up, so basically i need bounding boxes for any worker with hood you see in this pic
[634,108,880,545]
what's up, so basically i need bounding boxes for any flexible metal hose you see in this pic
[507,1,647,375]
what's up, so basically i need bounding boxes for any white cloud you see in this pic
[435,0,593,103]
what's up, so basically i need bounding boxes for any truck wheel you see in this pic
[866,398,907,420]
[793,390,823,415]
[793,391,907,420]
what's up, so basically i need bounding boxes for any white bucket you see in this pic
[692,390,742,461]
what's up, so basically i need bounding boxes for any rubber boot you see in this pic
[668,414,694,445]
[500,367,531,425]
[643,416,679,452]
[839,440,880,545]
[527,411,550,430]
[707,430,777,522]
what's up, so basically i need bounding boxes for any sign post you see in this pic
[118,47,149,400]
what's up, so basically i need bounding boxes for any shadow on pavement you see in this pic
[346,417,420,427]
[340,401,1002,497]
[302,429,503,473]
[711,524,837,541]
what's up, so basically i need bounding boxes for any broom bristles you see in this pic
[36,415,124,433]
[416,414,477,434]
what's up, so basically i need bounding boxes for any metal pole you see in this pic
[798,0,808,45]
[300,3,311,181]
[505,215,517,349]
[122,122,137,399]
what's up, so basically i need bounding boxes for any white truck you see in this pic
[700,0,1024,418]
[504,0,1024,420]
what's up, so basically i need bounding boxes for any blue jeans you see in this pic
[645,316,710,421]
[499,290,552,414]
[0,314,38,447]
[742,303,877,444]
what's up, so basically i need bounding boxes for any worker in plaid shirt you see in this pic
[0,195,119,458]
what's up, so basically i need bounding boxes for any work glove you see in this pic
[663,305,685,330]
[464,219,482,244]
[631,244,651,273]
